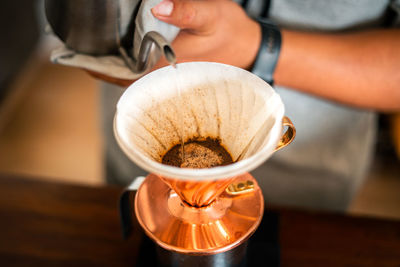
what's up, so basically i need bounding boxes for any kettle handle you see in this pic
[275,116,296,151]
[119,176,146,239]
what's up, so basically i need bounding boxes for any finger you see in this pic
[151,0,217,33]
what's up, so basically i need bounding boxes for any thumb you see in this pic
[151,0,216,33]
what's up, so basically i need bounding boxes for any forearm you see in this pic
[274,29,400,112]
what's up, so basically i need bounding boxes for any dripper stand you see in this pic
[135,173,264,254]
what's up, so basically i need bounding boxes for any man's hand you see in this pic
[151,0,261,70]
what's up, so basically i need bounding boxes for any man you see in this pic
[101,0,400,211]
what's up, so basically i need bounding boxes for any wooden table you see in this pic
[0,175,399,266]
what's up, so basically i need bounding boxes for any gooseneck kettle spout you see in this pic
[117,31,177,74]
[135,31,177,73]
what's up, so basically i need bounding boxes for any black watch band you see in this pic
[251,18,282,86]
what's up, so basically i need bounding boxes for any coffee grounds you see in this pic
[162,138,233,168]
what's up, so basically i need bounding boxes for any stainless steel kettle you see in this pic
[45,0,176,73]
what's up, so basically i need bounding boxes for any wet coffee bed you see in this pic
[162,138,233,168]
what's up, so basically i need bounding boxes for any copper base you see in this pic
[135,173,264,255]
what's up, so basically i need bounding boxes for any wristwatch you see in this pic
[251,18,282,86]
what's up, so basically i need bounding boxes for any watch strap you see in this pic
[251,18,282,86]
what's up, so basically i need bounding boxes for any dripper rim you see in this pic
[113,62,285,181]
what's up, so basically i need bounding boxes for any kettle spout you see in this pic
[136,31,177,73]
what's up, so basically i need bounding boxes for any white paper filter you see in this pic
[114,62,285,181]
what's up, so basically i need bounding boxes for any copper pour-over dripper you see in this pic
[114,62,295,255]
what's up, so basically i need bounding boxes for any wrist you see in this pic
[241,19,262,70]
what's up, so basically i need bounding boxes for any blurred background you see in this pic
[0,0,399,218]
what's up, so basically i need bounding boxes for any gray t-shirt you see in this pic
[102,0,399,211]
[245,0,398,210]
